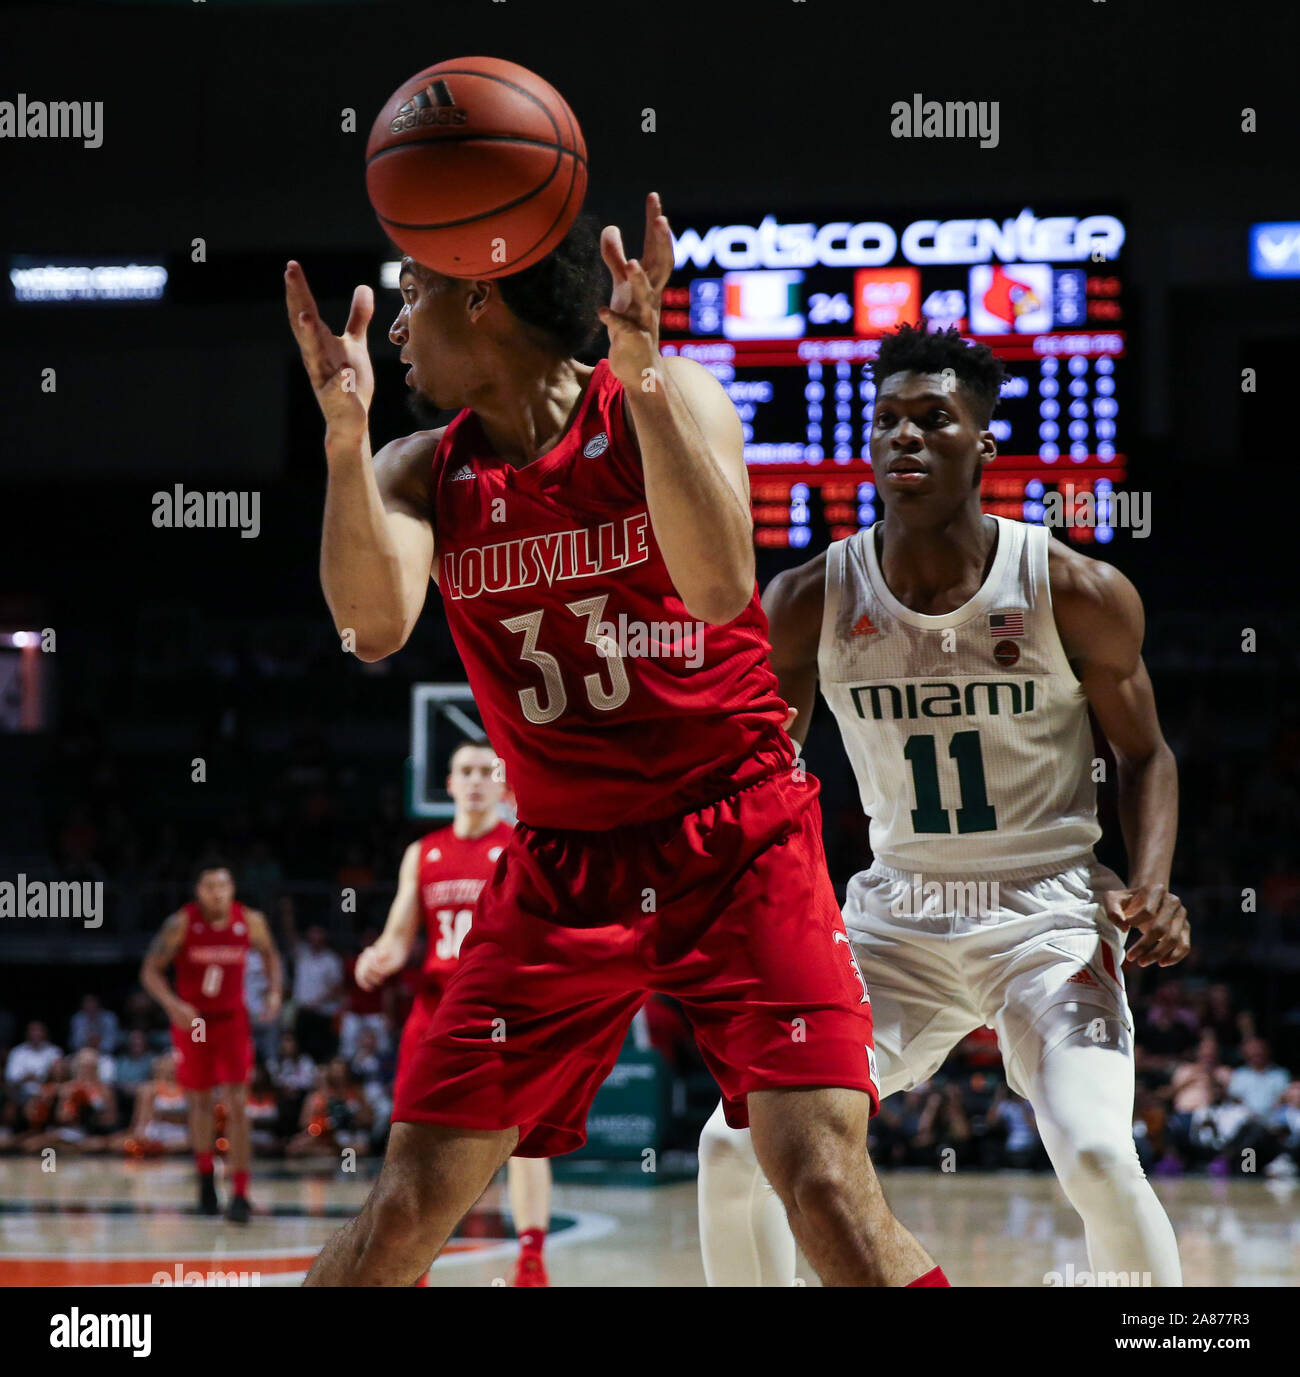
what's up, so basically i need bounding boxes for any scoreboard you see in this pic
[660,207,1128,547]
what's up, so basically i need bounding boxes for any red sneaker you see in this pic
[511,1252,549,1287]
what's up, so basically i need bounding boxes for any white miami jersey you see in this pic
[817,515,1101,875]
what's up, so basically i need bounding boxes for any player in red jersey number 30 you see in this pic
[286,195,945,1286]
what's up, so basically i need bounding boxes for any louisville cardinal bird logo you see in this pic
[981,265,1041,328]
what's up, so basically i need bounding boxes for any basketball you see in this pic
[364,57,588,279]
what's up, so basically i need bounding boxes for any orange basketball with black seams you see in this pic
[365,56,588,279]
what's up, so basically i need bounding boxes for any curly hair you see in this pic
[871,323,1006,425]
[495,213,608,356]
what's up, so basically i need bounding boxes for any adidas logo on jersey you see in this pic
[1065,966,1100,988]
[850,613,878,636]
[583,432,610,458]
[448,465,475,482]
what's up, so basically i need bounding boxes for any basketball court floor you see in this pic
[0,1157,1294,1286]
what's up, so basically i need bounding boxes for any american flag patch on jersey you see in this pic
[989,611,1025,638]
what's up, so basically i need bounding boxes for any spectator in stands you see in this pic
[1228,1038,1291,1119]
[348,1026,394,1145]
[114,1030,154,1093]
[281,902,344,1061]
[5,1021,63,1100]
[1134,982,1200,1074]
[340,927,392,1059]
[1160,1031,1232,1174]
[871,1087,931,1168]
[1267,1081,1300,1178]
[245,1064,283,1158]
[913,1081,974,1170]
[111,1053,189,1157]
[347,1025,392,1094]
[24,1048,118,1155]
[18,1057,68,1146]
[79,1031,116,1087]
[286,1058,373,1158]
[1132,1084,1166,1170]
[269,1030,316,1137]
[69,994,120,1054]
[988,1085,1047,1170]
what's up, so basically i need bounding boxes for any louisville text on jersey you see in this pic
[440,514,651,601]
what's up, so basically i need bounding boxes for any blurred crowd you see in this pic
[7,632,1299,1174]
[3,952,1297,1177]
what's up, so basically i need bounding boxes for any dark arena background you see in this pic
[0,0,1298,1327]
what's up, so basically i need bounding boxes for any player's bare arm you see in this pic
[246,909,284,1022]
[1049,541,1188,969]
[140,911,196,1028]
[285,260,441,660]
[357,841,422,991]
[600,193,754,625]
[760,552,829,749]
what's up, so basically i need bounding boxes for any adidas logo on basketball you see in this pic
[583,432,610,458]
[448,464,475,482]
[392,79,467,132]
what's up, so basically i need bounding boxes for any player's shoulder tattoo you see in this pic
[146,909,186,961]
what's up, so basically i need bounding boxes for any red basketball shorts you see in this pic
[397,982,446,1072]
[392,764,878,1156]
[171,1008,252,1091]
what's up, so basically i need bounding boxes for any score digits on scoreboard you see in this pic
[660,207,1128,548]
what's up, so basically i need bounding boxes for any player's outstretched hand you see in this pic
[1105,884,1191,967]
[285,260,375,442]
[599,191,674,390]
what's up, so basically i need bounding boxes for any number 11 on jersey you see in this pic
[903,729,997,835]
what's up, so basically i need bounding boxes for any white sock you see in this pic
[697,1100,797,1286]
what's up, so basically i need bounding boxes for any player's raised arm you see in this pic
[600,193,754,626]
[1049,544,1188,968]
[285,260,438,661]
[356,841,422,991]
[761,552,828,750]
[139,911,193,1028]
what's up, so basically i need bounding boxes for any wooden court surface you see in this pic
[0,1157,1294,1286]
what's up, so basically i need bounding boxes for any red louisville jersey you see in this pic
[417,821,514,982]
[173,902,251,1014]
[430,359,791,830]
